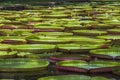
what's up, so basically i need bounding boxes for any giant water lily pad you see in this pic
[90,24,114,29]
[0,29,11,36]
[52,7,66,11]
[32,22,52,26]
[38,75,110,80]
[27,38,71,44]
[97,35,120,40]
[11,29,33,36]
[0,58,49,72]
[35,32,73,36]
[43,14,69,18]
[0,36,25,39]
[26,52,62,59]
[0,36,26,44]
[89,60,120,73]
[57,43,103,53]
[17,52,32,58]
[23,10,51,13]
[33,26,64,31]
[97,35,120,43]
[90,49,120,59]
[57,60,87,68]
[0,12,12,15]
[0,44,12,51]
[0,51,16,58]
[4,15,21,20]
[17,17,42,22]
[50,54,90,61]
[107,29,120,34]
[64,24,87,30]
[73,30,107,36]
[10,44,56,53]
[102,20,120,26]
[90,61,120,68]
[62,36,110,44]
[80,20,98,25]
[38,75,90,80]
[1,39,26,44]
[91,76,110,80]
[57,60,120,72]
[1,25,23,29]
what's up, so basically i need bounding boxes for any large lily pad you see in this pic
[33,26,64,31]
[102,20,120,26]
[0,51,16,58]
[35,32,73,36]
[11,29,33,36]
[64,24,87,30]
[38,75,110,80]
[4,15,21,20]
[89,24,114,29]
[97,35,120,45]
[0,44,11,51]
[90,61,120,68]
[97,35,120,40]
[27,38,71,44]
[89,61,120,73]
[2,39,26,44]
[56,60,120,72]
[0,36,25,39]
[90,49,120,59]
[57,43,103,53]
[73,30,107,36]
[0,29,11,36]
[50,54,90,61]
[91,76,110,80]
[10,44,56,53]
[0,58,49,72]
[43,14,69,18]
[26,52,62,59]
[62,36,110,44]
[107,29,120,34]
[39,75,90,80]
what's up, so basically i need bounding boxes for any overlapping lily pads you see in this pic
[0,2,120,79]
